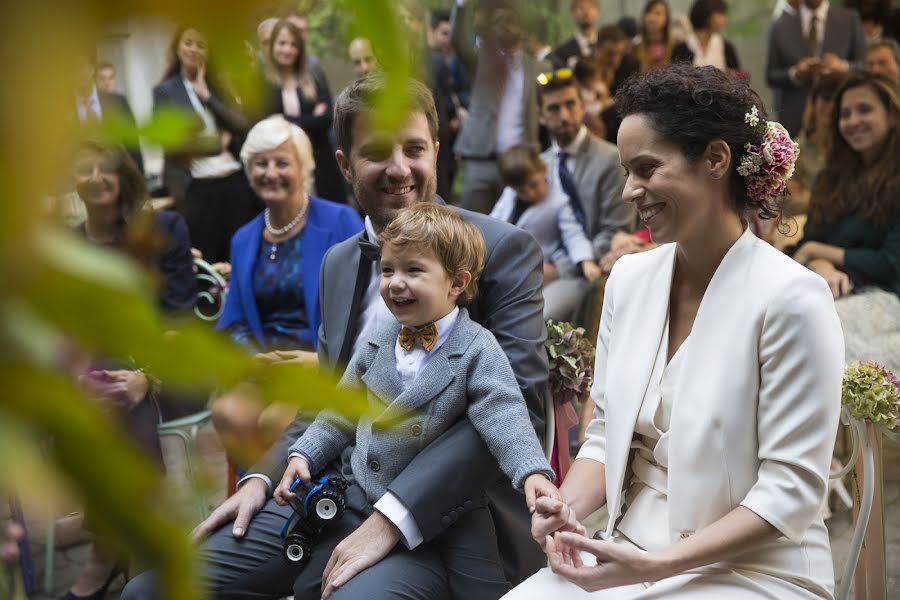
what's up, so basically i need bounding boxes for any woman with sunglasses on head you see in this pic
[63,139,196,600]
[504,63,843,599]
[791,71,900,372]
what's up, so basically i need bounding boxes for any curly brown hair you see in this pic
[809,72,900,229]
[616,63,780,221]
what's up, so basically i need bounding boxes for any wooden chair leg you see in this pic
[852,423,886,600]
[227,458,237,498]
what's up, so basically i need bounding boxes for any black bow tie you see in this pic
[358,236,380,262]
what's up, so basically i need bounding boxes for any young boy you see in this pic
[491,144,603,284]
[275,203,557,597]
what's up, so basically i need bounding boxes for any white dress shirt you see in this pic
[181,77,241,179]
[353,218,396,358]
[547,125,588,193]
[395,308,459,385]
[684,32,727,71]
[76,86,102,122]
[496,50,525,153]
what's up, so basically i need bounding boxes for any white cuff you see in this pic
[374,492,424,549]
[237,473,273,496]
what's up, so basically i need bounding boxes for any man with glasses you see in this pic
[451,0,551,214]
[537,69,633,321]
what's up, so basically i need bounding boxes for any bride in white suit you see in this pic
[504,64,845,599]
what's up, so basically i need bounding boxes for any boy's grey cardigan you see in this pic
[289,308,553,503]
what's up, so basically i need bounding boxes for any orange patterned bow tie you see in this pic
[398,324,438,352]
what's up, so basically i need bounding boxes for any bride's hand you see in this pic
[547,531,665,592]
[531,496,585,551]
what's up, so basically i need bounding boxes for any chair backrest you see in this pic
[832,408,876,600]
[194,258,227,322]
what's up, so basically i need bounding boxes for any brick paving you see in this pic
[23,422,900,599]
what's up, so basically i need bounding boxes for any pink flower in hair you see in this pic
[737,106,799,206]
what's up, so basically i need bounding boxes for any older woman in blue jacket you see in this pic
[212,115,363,462]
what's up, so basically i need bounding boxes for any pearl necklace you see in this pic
[265,203,308,261]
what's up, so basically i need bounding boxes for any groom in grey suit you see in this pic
[766,0,866,135]
[122,76,548,600]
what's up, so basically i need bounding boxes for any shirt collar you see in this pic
[551,125,589,156]
[801,1,829,25]
[364,217,380,247]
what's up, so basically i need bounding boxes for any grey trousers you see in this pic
[458,159,504,214]
[543,277,590,323]
[121,489,508,600]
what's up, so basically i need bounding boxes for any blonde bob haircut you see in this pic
[240,114,316,194]
[378,204,486,306]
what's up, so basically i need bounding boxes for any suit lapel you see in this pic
[604,244,676,530]
[334,234,369,366]
[360,337,404,411]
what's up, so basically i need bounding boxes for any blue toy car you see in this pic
[281,475,348,565]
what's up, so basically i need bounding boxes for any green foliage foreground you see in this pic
[0,1,417,597]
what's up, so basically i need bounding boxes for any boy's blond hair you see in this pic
[378,204,486,306]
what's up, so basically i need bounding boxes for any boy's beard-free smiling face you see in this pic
[379,244,465,329]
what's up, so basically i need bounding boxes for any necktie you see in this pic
[398,323,438,352]
[508,197,529,225]
[807,15,820,58]
[358,235,380,262]
[557,151,588,233]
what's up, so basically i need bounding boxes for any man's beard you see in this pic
[351,170,437,231]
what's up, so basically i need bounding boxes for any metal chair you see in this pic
[157,410,212,520]
[194,258,227,322]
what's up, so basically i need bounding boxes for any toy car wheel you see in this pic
[284,535,311,565]
[310,490,344,521]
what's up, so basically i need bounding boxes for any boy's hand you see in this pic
[580,260,602,282]
[274,456,312,506]
[524,473,560,513]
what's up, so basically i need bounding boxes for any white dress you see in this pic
[503,316,834,599]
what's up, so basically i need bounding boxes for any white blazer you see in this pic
[580,228,843,582]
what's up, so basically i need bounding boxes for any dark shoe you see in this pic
[60,564,124,600]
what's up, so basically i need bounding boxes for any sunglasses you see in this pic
[536,68,573,86]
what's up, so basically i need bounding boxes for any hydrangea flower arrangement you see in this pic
[842,362,900,430]
[737,105,800,205]
[545,321,596,406]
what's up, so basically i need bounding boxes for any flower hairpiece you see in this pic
[736,105,799,206]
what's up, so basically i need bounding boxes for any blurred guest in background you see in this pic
[152,25,259,264]
[633,0,675,73]
[866,38,900,84]
[672,0,741,74]
[348,37,379,79]
[553,0,601,68]
[792,71,900,372]
[765,0,866,135]
[65,139,195,600]
[94,60,117,94]
[265,19,343,204]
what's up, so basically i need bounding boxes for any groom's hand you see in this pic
[190,477,268,542]
[321,511,401,599]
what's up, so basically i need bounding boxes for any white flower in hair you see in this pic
[745,105,760,128]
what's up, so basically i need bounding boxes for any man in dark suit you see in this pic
[122,75,548,600]
[76,53,144,174]
[552,0,601,68]
[766,0,867,135]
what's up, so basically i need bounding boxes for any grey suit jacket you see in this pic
[451,3,550,158]
[765,6,866,135]
[249,202,548,582]
[542,130,633,273]
[290,309,553,503]
[490,185,594,266]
